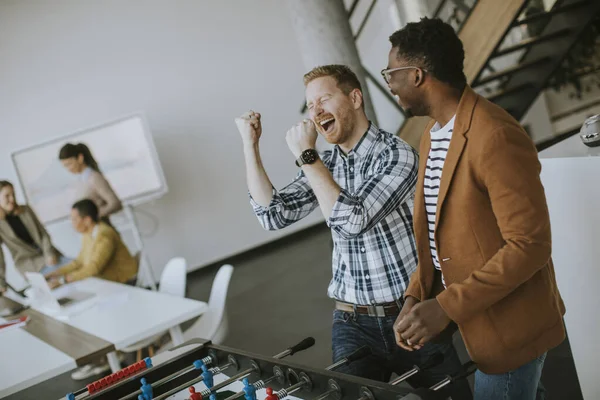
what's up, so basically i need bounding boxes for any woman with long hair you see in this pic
[59,143,123,221]
[0,180,68,293]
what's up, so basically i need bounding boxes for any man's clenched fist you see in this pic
[235,110,262,146]
[286,119,318,158]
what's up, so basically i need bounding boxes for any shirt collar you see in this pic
[332,122,379,159]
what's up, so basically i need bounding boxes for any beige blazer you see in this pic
[75,168,122,219]
[0,205,62,289]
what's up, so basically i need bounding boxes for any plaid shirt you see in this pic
[250,123,419,305]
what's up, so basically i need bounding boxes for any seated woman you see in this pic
[0,180,68,293]
[58,143,122,223]
[45,199,137,288]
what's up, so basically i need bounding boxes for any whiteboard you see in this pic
[11,113,168,224]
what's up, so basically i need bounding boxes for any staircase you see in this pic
[398,0,600,148]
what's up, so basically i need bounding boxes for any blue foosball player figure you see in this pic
[201,365,214,389]
[242,378,257,400]
[139,377,153,400]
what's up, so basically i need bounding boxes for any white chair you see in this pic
[122,257,187,359]
[160,264,234,352]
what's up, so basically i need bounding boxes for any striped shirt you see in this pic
[424,116,455,287]
[250,123,419,305]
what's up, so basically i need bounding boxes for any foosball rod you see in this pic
[353,354,451,400]
[152,337,316,400]
[197,337,316,398]
[226,346,372,400]
[355,360,477,400]
[325,346,372,371]
[428,361,477,391]
[315,349,437,400]
[120,358,236,400]
[388,353,444,386]
[270,375,311,400]
[68,357,164,400]
[272,337,316,359]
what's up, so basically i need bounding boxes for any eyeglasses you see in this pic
[380,66,427,84]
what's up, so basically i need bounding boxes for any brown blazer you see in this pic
[405,86,566,374]
[0,205,62,289]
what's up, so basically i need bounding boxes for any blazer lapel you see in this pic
[0,209,40,249]
[414,129,431,244]
[414,125,438,296]
[435,87,479,231]
[18,210,42,244]
[435,134,467,224]
[0,219,18,240]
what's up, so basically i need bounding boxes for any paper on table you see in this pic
[0,316,30,332]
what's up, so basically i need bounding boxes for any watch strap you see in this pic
[295,149,318,167]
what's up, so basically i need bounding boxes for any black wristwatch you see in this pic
[295,149,319,167]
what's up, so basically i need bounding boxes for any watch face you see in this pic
[302,149,318,164]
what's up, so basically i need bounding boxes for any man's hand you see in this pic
[46,255,57,266]
[394,296,421,351]
[394,298,452,348]
[285,119,318,158]
[235,111,262,146]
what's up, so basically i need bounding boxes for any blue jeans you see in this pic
[474,353,547,400]
[332,309,473,399]
[39,256,72,276]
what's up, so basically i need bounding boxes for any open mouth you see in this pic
[318,117,336,134]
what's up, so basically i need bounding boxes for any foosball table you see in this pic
[62,338,476,400]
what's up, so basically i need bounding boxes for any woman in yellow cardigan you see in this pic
[45,199,137,288]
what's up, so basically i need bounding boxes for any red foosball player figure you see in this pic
[265,387,278,400]
[189,386,202,400]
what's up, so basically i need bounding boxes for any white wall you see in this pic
[539,140,600,400]
[0,0,327,279]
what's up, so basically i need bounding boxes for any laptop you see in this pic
[24,272,95,315]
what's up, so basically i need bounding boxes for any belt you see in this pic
[335,300,402,317]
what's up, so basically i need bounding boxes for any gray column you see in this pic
[285,0,377,124]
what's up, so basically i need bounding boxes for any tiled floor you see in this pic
[9,224,583,399]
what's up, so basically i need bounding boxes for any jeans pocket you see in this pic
[333,310,351,323]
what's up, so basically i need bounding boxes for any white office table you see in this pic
[37,277,208,373]
[0,319,76,398]
[0,278,207,396]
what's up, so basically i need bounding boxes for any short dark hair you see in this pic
[303,64,362,95]
[72,199,99,222]
[389,17,466,90]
